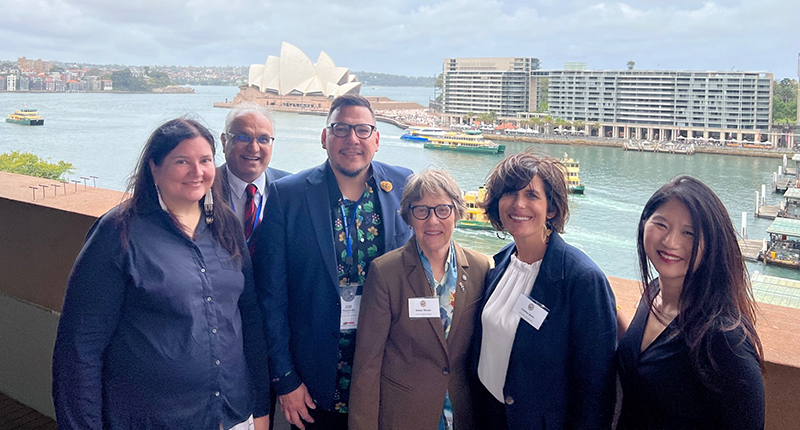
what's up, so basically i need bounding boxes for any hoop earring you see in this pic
[204,189,214,224]
[541,221,552,244]
[156,184,169,212]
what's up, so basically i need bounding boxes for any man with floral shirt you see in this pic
[252,94,412,430]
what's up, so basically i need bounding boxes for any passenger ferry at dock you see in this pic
[6,108,44,126]
[423,133,505,154]
[399,126,445,141]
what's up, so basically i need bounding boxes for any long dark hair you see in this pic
[637,175,763,385]
[119,118,242,260]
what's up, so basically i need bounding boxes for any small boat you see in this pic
[562,153,585,195]
[456,187,494,230]
[424,134,505,154]
[6,108,44,126]
[400,127,445,141]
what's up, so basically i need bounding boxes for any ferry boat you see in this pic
[6,108,44,126]
[562,154,585,195]
[424,134,505,154]
[456,187,494,230]
[400,126,445,141]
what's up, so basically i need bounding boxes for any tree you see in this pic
[536,77,549,112]
[0,151,74,180]
[627,60,635,70]
[111,68,148,91]
[434,73,443,89]
[773,78,798,125]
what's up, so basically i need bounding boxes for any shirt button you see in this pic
[206,297,212,302]
[215,391,220,397]
[505,396,514,405]
[211,328,217,334]
[216,359,221,365]
[360,238,365,242]
[201,268,206,273]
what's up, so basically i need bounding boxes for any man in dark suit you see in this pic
[252,95,412,430]
[216,103,289,247]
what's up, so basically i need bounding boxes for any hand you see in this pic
[253,415,269,430]
[278,383,316,430]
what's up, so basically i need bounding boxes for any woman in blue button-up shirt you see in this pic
[52,118,270,429]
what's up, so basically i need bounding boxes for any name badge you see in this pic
[340,283,362,330]
[513,294,549,330]
[408,297,438,319]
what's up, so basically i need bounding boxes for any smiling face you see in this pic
[150,136,215,211]
[222,112,274,183]
[322,105,379,179]
[498,175,554,252]
[643,198,703,290]
[409,192,456,258]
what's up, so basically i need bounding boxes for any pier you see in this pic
[739,239,766,262]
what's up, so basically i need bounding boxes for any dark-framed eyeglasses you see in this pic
[328,122,376,139]
[225,132,274,146]
[409,204,454,221]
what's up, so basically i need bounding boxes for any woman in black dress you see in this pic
[617,175,764,429]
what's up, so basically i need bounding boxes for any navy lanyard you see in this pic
[339,192,366,271]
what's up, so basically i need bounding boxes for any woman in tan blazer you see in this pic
[350,169,491,430]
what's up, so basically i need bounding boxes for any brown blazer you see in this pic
[349,237,491,430]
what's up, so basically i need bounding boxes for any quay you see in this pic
[740,239,766,262]
[757,205,781,219]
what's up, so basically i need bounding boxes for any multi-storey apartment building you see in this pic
[441,57,540,121]
[534,69,773,142]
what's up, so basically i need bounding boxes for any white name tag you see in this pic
[513,294,549,330]
[340,295,362,330]
[408,297,438,319]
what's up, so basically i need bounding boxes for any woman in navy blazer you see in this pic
[473,151,618,429]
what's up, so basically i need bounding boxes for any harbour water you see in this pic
[0,86,794,281]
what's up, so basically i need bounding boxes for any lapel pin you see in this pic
[380,181,393,192]
[461,274,467,281]
[459,282,465,292]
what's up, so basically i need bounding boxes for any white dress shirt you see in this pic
[478,254,542,402]
[225,167,266,227]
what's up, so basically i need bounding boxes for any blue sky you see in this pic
[1,0,798,78]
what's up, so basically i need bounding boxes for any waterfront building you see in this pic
[6,74,17,91]
[533,69,776,145]
[0,75,5,91]
[441,57,541,122]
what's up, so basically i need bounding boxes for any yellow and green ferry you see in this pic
[456,187,494,230]
[6,108,44,126]
[424,133,505,154]
[563,153,585,195]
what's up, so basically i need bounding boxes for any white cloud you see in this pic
[0,0,797,78]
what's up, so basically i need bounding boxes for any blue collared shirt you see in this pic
[53,205,270,429]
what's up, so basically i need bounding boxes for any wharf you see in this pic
[774,178,793,193]
[757,205,781,219]
[740,239,766,261]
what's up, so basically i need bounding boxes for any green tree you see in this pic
[111,68,148,91]
[773,78,798,125]
[0,151,74,180]
[627,60,635,70]
[536,78,549,112]
[434,73,443,89]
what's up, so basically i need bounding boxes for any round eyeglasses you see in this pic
[328,122,376,139]
[409,204,455,221]
[225,132,274,146]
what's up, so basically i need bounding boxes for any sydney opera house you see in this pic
[248,42,361,97]
[222,42,423,113]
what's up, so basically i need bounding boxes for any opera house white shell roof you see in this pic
[248,42,361,97]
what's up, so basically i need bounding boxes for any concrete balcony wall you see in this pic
[1,171,799,427]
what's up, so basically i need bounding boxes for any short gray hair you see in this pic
[400,169,466,224]
[223,102,276,134]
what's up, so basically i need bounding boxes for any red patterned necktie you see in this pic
[243,184,257,240]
